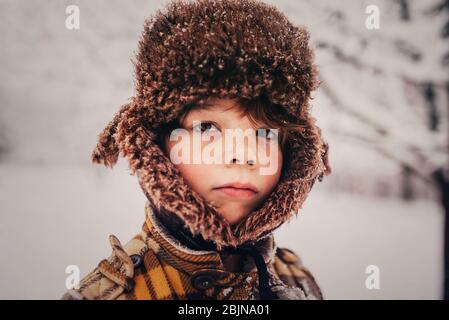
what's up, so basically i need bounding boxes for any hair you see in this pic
[154,94,306,178]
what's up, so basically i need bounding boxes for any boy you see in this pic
[62,0,331,300]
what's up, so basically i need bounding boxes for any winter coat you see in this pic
[62,202,323,300]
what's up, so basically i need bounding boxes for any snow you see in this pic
[274,182,444,299]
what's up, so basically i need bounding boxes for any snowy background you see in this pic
[0,0,447,299]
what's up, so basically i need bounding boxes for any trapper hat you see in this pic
[91,0,331,250]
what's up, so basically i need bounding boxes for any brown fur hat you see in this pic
[91,0,331,250]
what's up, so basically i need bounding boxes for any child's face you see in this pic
[163,98,283,225]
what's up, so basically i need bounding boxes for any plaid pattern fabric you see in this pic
[62,205,323,300]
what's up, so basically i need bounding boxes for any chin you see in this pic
[224,212,248,226]
[213,202,251,225]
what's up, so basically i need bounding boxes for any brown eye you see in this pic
[192,121,220,134]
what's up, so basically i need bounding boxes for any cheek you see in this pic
[258,149,283,196]
[175,163,207,180]
[172,163,216,197]
[266,149,283,184]
[257,141,283,181]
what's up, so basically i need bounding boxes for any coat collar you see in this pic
[142,201,277,275]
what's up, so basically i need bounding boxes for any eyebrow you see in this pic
[193,101,235,111]
[184,101,234,120]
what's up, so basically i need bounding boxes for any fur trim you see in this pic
[91,0,332,250]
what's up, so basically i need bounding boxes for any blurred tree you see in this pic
[430,0,449,300]
[310,0,449,298]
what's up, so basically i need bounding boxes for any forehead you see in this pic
[182,98,246,121]
[190,98,241,113]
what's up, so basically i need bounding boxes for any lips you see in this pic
[212,182,259,199]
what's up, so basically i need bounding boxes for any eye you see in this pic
[192,121,220,134]
[256,128,278,141]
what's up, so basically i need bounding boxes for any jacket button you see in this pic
[130,254,143,269]
[192,274,215,291]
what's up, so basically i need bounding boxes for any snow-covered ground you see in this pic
[276,183,444,299]
[0,162,443,299]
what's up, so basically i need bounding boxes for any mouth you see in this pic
[212,182,259,199]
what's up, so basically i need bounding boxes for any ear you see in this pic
[91,101,133,168]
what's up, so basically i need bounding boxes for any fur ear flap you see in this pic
[91,101,133,168]
[318,138,332,182]
[322,140,331,176]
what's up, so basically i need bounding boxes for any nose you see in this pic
[224,134,258,169]
[228,157,256,166]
